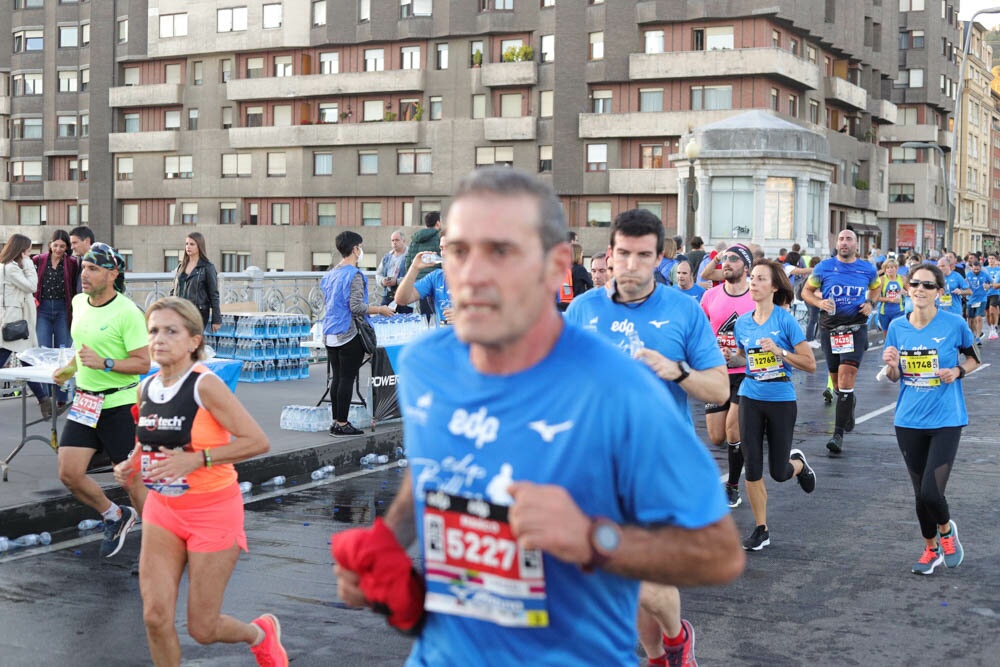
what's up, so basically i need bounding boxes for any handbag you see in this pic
[1,265,29,342]
[354,314,377,355]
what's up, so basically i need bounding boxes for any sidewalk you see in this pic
[0,359,403,538]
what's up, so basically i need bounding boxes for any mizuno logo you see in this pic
[649,320,671,328]
[528,420,574,442]
[417,392,433,408]
[770,331,780,336]
[932,337,946,344]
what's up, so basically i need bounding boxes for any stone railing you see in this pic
[123,266,376,322]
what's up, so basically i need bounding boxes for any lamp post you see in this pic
[684,138,700,244]
[901,141,950,255]
[950,7,1000,252]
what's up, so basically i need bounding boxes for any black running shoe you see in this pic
[826,434,843,456]
[822,388,833,404]
[743,525,770,551]
[100,506,137,558]
[330,422,364,437]
[724,483,742,508]
[790,449,815,493]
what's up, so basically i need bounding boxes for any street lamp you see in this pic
[950,7,1000,252]
[684,138,700,244]
[901,141,951,254]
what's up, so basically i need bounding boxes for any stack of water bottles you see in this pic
[205,313,312,384]
[280,404,333,432]
[370,314,436,347]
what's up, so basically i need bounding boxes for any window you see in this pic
[541,0,555,6]
[188,109,199,130]
[246,57,264,79]
[165,155,193,179]
[363,100,384,122]
[19,205,46,226]
[15,0,44,7]
[274,56,293,77]
[365,48,385,72]
[222,107,234,129]
[222,153,252,177]
[220,203,238,225]
[12,160,43,182]
[312,252,332,270]
[80,114,89,137]
[592,90,612,114]
[587,144,607,171]
[889,183,915,203]
[263,4,283,28]
[787,94,799,118]
[318,203,337,226]
[470,40,484,67]
[790,38,799,56]
[314,152,333,175]
[541,35,555,62]
[909,68,924,88]
[221,59,233,82]
[221,252,250,272]
[476,146,514,166]
[120,204,139,227]
[500,94,522,118]
[159,13,188,38]
[807,45,817,63]
[124,68,141,87]
[539,90,553,118]
[181,203,198,225]
[639,88,663,112]
[809,99,820,123]
[215,7,247,32]
[13,73,43,96]
[320,52,339,74]
[319,103,339,123]
[272,203,290,225]
[245,106,263,127]
[12,118,42,140]
[586,202,612,227]
[772,29,781,48]
[313,0,327,25]
[165,64,182,84]
[764,177,794,239]
[267,152,286,176]
[770,88,779,111]
[117,157,134,181]
[899,0,924,10]
[57,116,77,137]
[472,94,486,119]
[81,23,89,45]
[266,252,285,272]
[401,46,421,70]
[118,19,128,43]
[645,30,664,54]
[691,85,732,110]
[711,177,754,238]
[359,151,379,174]
[641,144,663,169]
[399,99,420,120]
[696,26,734,50]
[124,113,140,133]
[193,61,203,85]
[59,71,79,92]
[362,203,382,226]
[165,110,181,130]
[398,149,432,174]
[81,67,89,91]
[359,0,371,22]
[401,0,432,17]
[429,96,443,120]
[539,145,553,172]
[482,0,514,8]
[637,202,661,220]
[13,30,43,52]
[59,26,79,48]
[589,32,604,60]
[436,43,449,69]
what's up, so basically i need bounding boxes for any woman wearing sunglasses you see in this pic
[882,264,980,575]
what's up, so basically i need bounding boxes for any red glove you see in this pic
[331,518,425,633]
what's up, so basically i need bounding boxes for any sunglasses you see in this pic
[722,254,745,263]
[908,280,939,290]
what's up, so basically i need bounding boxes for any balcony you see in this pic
[579,109,737,138]
[43,180,79,200]
[228,121,420,148]
[880,123,939,145]
[108,131,180,153]
[225,70,426,102]
[481,62,537,88]
[608,169,678,194]
[824,77,867,111]
[938,130,953,150]
[867,98,897,124]
[629,48,820,90]
[109,84,184,108]
[483,117,536,141]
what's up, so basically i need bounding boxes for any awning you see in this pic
[848,224,881,235]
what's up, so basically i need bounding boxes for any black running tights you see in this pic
[738,397,796,483]
[327,334,366,423]
[894,426,962,540]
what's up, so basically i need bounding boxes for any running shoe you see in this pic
[724,483,741,508]
[807,340,821,349]
[826,434,843,456]
[939,520,964,568]
[990,330,999,341]
[742,525,770,551]
[100,506,137,558]
[250,614,289,667]
[911,545,943,575]
[822,388,834,404]
[790,449,815,494]
[329,422,364,437]
[658,619,697,667]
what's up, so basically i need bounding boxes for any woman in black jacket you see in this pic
[171,232,221,332]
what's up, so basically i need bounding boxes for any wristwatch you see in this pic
[103,358,115,372]
[674,360,692,384]
[582,517,622,573]
[781,349,788,358]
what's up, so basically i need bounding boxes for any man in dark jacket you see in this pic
[403,212,442,319]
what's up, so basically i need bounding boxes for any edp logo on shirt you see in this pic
[449,407,500,449]
[610,319,636,335]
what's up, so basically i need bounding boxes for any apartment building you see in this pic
[991,73,1000,252]
[0,0,955,270]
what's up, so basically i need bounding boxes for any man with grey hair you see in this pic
[590,253,609,288]
[376,230,412,313]
[333,167,743,664]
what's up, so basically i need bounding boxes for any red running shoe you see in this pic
[250,614,289,667]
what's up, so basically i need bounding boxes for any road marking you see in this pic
[854,402,895,425]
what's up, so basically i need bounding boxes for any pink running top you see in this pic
[701,283,755,375]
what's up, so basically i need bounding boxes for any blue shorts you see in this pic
[967,302,986,319]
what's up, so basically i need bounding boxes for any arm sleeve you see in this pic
[204,263,222,324]
[349,273,368,316]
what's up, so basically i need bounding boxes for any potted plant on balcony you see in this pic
[472,50,483,67]
[413,102,424,121]
[384,111,397,121]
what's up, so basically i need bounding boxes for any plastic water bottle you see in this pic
[0,537,9,552]
[875,365,889,382]
[627,331,644,358]
[398,459,409,468]
[394,446,405,459]
[376,455,389,465]
[261,475,286,487]
[421,252,443,265]
[310,465,335,480]
[12,532,52,547]
[239,481,253,494]
[77,519,102,531]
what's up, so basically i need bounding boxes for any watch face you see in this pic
[105,359,114,369]
[594,523,621,552]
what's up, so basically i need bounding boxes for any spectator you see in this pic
[376,231,412,313]
[686,236,706,278]
[170,232,222,333]
[570,242,593,298]
[69,226,95,293]
[33,229,78,410]
[1,234,50,418]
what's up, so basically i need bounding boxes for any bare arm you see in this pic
[700,262,723,282]
[634,350,728,404]
[77,344,151,375]
[384,470,417,548]
[394,254,435,308]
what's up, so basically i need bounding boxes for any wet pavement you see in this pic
[2,341,1000,665]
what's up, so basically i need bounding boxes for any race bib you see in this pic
[940,294,953,307]
[423,491,548,628]
[716,332,737,354]
[971,302,982,309]
[67,391,104,428]
[900,349,941,387]
[830,331,854,354]
[746,347,786,381]
[140,446,190,496]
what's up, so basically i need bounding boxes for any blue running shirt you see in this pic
[984,266,1000,297]
[807,257,878,327]
[414,269,452,324]
[884,311,974,429]
[398,325,729,666]
[938,272,969,316]
[564,284,724,423]
[673,283,706,302]
[966,270,990,307]
[734,306,805,402]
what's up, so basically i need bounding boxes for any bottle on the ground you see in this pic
[261,475,286,487]
[77,519,102,531]
[11,532,52,548]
